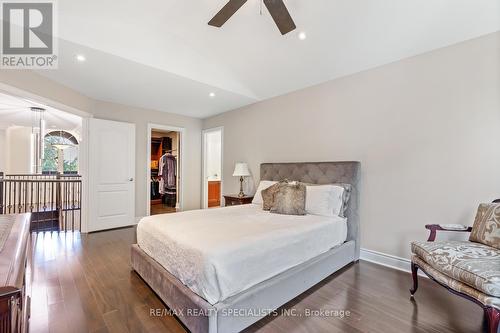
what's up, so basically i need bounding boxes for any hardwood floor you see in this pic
[29,227,487,333]
[150,204,177,215]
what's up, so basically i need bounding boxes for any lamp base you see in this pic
[238,176,245,198]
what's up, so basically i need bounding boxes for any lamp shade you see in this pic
[233,162,250,177]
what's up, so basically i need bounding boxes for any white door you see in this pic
[88,118,135,232]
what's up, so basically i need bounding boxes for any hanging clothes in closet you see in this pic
[158,153,177,207]
[150,178,160,199]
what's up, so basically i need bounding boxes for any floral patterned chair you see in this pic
[410,201,500,333]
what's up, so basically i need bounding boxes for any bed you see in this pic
[131,162,360,333]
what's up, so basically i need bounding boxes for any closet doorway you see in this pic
[147,124,184,216]
[202,127,223,209]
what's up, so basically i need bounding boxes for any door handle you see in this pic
[129,178,134,182]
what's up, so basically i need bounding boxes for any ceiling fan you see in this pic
[208,0,296,35]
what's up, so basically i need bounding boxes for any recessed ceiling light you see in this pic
[209,92,216,98]
[298,32,307,40]
[76,54,86,62]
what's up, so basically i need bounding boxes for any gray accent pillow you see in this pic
[261,182,282,211]
[270,181,306,216]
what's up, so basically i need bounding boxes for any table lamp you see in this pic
[233,162,250,198]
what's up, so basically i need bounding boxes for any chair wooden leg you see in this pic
[410,262,418,296]
[485,307,500,333]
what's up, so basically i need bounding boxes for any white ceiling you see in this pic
[35,0,500,118]
[0,92,82,130]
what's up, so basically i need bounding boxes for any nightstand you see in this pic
[223,194,254,206]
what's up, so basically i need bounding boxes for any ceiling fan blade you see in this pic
[208,0,248,27]
[263,0,296,35]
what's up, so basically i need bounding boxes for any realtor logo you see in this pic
[1,0,57,68]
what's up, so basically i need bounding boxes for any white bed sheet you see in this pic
[137,204,347,305]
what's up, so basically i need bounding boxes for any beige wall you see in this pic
[204,32,500,259]
[5,126,32,174]
[0,70,95,114]
[93,101,202,216]
[0,129,5,171]
[0,70,203,219]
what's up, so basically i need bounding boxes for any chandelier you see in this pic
[46,130,76,150]
[30,107,45,173]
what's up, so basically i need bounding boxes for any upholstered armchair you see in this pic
[410,201,500,333]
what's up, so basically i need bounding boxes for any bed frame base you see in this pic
[131,241,356,333]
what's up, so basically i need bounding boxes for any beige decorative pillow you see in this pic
[469,203,500,249]
[261,182,281,211]
[270,181,306,215]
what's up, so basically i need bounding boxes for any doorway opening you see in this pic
[202,127,223,209]
[148,125,183,216]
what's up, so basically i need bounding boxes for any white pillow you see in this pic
[252,180,278,205]
[305,185,345,217]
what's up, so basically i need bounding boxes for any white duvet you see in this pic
[137,204,347,305]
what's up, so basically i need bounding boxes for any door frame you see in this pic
[0,82,92,232]
[202,126,224,209]
[146,123,185,216]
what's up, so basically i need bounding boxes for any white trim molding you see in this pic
[360,248,427,277]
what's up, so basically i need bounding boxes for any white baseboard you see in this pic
[360,248,427,277]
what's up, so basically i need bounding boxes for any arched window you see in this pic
[42,131,79,174]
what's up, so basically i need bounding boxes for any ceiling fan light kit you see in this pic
[208,0,296,35]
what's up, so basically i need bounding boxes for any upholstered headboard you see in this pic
[260,162,361,259]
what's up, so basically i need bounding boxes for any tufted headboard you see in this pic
[260,162,361,259]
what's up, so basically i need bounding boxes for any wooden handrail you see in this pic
[0,175,82,232]
[0,179,81,183]
[2,173,80,177]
